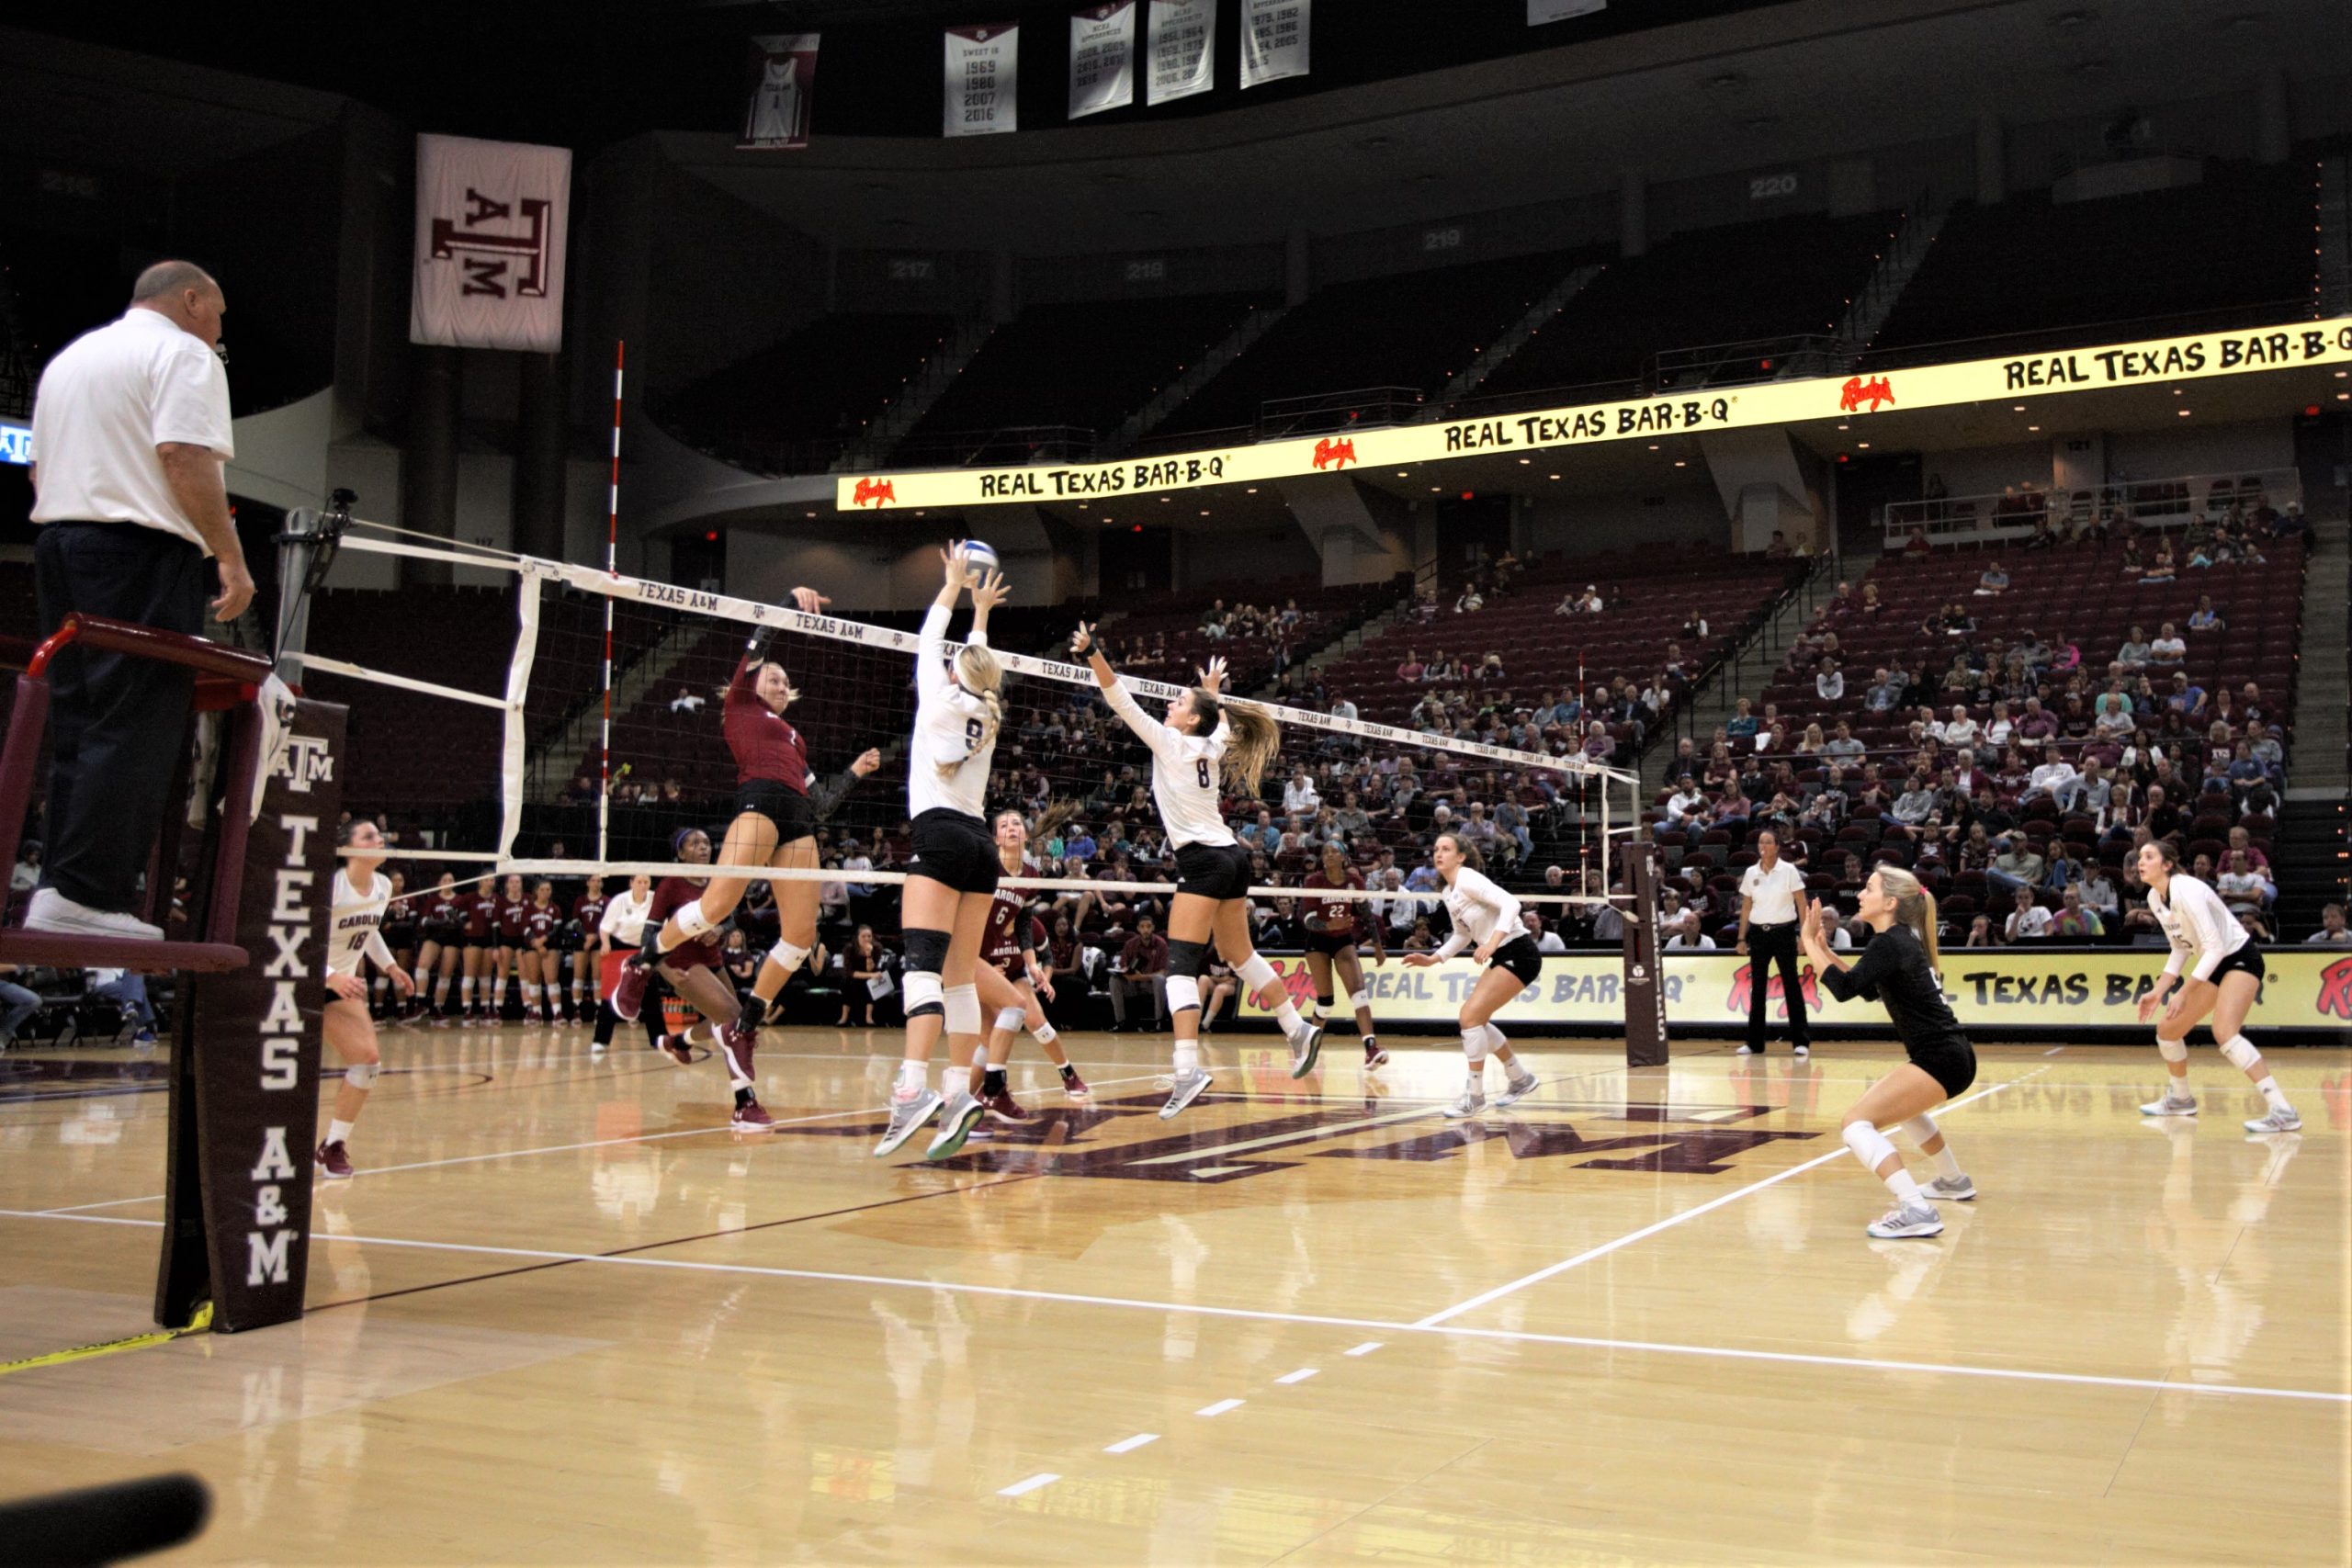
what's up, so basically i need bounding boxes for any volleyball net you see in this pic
[300,520,1647,930]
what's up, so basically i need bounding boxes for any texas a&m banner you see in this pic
[945,24,1020,137]
[410,134,571,353]
[1239,0,1309,89]
[1241,948,2352,1037]
[740,33,820,151]
[1069,3,1137,118]
[1146,0,1215,105]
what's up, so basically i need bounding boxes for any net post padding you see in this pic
[500,571,542,862]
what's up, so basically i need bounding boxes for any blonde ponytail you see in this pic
[1875,865,1941,971]
[945,644,1004,775]
[1196,693,1280,797]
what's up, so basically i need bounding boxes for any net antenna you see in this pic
[597,340,625,864]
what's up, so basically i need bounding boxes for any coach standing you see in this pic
[25,262,254,940]
[1736,827,1811,1056]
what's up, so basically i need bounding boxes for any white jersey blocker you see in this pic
[908,603,997,821]
[327,870,396,980]
[1101,679,1234,850]
[1435,867,1523,960]
[2150,872,2249,983]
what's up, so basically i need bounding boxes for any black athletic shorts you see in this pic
[1173,841,1252,902]
[1489,934,1545,987]
[2208,942,2266,986]
[1908,1041,1978,1100]
[1303,927,1362,957]
[736,778,816,841]
[908,808,1000,896]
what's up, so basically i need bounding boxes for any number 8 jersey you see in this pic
[1101,679,1235,849]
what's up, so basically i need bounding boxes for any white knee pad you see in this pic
[1899,1114,1939,1147]
[768,938,811,975]
[673,901,719,942]
[1482,1023,1508,1052]
[903,971,944,1020]
[1164,975,1201,1015]
[345,1062,379,1091]
[2220,1033,2262,1073]
[1347,989,1372,1014]
[1238,953,1280,993]
[1461,1028,1487,1065]
[2156,1034,2189,1064]
[944,984,981,1037]
[993,1006,1026,1034]
[1843,1120,1897,1171]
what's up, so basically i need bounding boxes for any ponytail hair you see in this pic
[945,644,1004,775]
[1874,864,1940,971]
[1194,692,1281,796]
[1436,829,1484,873]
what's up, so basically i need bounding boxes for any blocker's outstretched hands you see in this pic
[1198,655,1227,694]
[1070,622,1096,657]
[787,585,829,615]
[969,570,1009,615]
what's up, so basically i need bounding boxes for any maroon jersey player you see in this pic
[1302,843,1388,1067]
[964,810,1088,1120]
[644,827,779,1133]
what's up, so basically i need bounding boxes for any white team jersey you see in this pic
[1436,867,1523,959]
[2150,873,2249,982]
[1102,679,1234,849]
[327,870,393,979]
[908,604,997,820]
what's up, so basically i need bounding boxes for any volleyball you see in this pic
[963,539,1001,580]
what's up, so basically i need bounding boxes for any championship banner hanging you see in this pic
[836,314,2352,511]
[1529,0,1608,23]
[1238,947,2352,1036]
[1240,0,1309,88]
[1146,0,1215,105]
[410,134,571,353]
[945,23,1020,137]
[1069,3,1137,118]
[740,33,819,150]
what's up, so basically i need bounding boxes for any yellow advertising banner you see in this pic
[836,316,2352,512]
[1240,948,2352,1035]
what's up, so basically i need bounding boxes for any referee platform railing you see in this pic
[0,613,271,975]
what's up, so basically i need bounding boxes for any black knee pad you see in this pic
[903,926,952,976]
[1317,992,1336,1010]
[1166,938,1210,978]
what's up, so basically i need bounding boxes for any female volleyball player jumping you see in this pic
[1402,831,1541,1117]
[315,819,415,1179]
[1070,624,1317,1119]
[613,583,865,1038]
[646,827,779,1132]
[967,807,1089,1122]
[1797,867,1978,1239]
[2132,839,2300,1132]
[875,545,1010,1160]
[1302,841,1388,1069]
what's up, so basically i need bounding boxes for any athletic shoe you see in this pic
[1734,1044,1758,1055]
[1159,1066,1212,1120]
[23,887,163,942]
[1792,1043,1811,1058]
[1287,1018,1326,1079]
[874,1089,943,1157]
[1865,1201,1944,1239]
[2244,1107,2302,1134]
[1924,1173,1977,1201]
[1061,1069,1091,1103]
[980,1089,1033,1125]
[658,1032,695,1066]
[432,1014,452,1030]
[926,1090,986,1159]
[1363,1041,1391,1069]
[2139,1093,2199,1118]
[610,960,651,1022]
[1442,1084,1487,1119]
[1494,1066,1540,1108]
[730,1100,776,1133]
[314,1140,355,1180]
[718,1024,756,1088]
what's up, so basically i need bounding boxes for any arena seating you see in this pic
[1155,249,1601,437]
[1866,164,2309,355]
[657,311,956,474]
[1470,211,1899,401]
[303,586,514,810]
[903,293,1267,453]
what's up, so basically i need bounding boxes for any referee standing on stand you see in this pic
[1736,827,1811,1056]
[24,262,254,940]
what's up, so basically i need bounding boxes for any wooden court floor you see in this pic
[1,1024,2346,1565]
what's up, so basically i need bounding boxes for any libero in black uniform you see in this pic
[1798,865,1979,1241]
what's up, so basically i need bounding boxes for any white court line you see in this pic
[2044,1045,2067,1055]
[1410,1069,2047,1330]
[1102,1433,1159,1454]
[1195,1399,1245,1417]
[996,1472,1059,1497]
[1344,1342,1384,1357]
[1274,1368,1319,1384]
[32,1074,1165,1213]
[3,1202,2340,1404]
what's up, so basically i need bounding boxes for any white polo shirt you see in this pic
[28,309,233,552]
[1739,857,1806,926]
